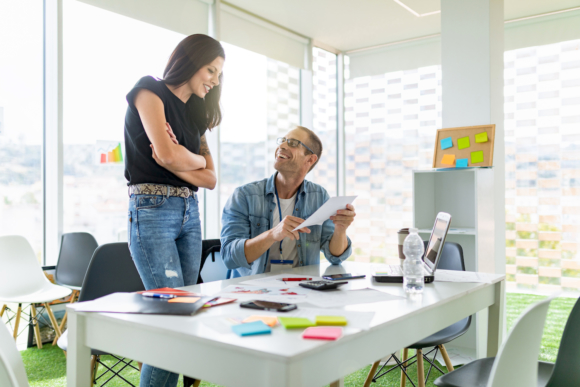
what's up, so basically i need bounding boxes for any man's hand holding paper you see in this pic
[293,196,357,231]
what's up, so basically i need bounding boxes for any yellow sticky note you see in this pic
[168,297,200,303]
[457,137,470,150]
[441,154,456,166]
[471,151,484,164]
[242,315,278,327]
[316,315,348,326]
[475,132,488,143]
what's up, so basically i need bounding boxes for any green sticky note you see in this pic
[475,132,488,143]
[457,137,470,150]
[471,150,484,164]
[278,317,315,329]
[316,316,347,326]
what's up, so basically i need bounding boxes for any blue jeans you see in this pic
[128,192,202,387]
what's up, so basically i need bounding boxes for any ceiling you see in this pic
[224,0,580,52]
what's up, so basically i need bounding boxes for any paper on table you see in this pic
[305,288,403,308]
[292,196,357,231]
[240,273,324,288]
[216,285,312,303]
[435,269,495,284]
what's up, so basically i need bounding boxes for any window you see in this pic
[63,0,191,244]
[219,42,300,218]
[0,2,44,260]
[344,62,442,263]
[505,39,580,293]
[310,48,338,196]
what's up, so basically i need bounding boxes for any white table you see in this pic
[67,262,505,387]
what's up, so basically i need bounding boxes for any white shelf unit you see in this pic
[413,168,495,359]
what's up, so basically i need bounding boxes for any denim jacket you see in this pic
[221,173,352,277]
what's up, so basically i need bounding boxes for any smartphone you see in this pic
[322,273,366,281]
[240,300,297,312]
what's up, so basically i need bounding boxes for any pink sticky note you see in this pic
[302,327,343,341]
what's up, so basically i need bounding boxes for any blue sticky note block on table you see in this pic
[456,158,469,168]
[232,321,272,337]
[440,137,453,150]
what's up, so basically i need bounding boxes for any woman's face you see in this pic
[189,56,224,99]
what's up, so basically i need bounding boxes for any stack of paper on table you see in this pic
[435,270,495,284]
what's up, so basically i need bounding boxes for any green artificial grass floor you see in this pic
[20,293,577,387]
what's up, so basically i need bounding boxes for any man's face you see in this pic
[274,128,314,174]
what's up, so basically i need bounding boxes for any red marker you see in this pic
[277,277,312,281]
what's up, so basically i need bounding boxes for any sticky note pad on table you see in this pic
[243,315,278,327]
[457,137,470,150]
[302,327,343,341]
[440,137,453,150]
[475,132,488,143]
[231,321,272,336]
[471,150,484,164]
[441,154,456,166]
[316,316,347,326]
[278,317,315,329]
[456,158,469,168]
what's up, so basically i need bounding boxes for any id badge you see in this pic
[270,259,294,272]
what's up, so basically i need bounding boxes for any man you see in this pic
[221,126,356,277]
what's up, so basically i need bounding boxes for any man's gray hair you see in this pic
[295,126,322,172]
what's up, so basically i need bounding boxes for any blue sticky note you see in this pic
[232,321,272,337]
[456,158,469,168]
[440,137,453,150]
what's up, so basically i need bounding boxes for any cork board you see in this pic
[432,124,495,168]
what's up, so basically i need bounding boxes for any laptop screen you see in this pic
[424,214,451,270]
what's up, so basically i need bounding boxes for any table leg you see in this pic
[416,349,425,387]
[13,303,22,340]
[30,304,43,349]
[401,348,409,387]
[487,280,505,357]
[67,311,91,387]
[330,379,344,387]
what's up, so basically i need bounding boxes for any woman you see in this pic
[124,34,224,387]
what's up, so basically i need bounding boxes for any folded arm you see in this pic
[135,88,206,171]
[170,135,217,190]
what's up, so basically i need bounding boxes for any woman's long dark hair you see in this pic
[163,34,225,130]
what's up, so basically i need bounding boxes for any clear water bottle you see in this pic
[403,228,425,294]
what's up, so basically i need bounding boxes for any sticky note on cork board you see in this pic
[440,137,453,150]
[471,151,484,164]
[457,137,470,150]
[475,132,488,143]
[441,154,456,166]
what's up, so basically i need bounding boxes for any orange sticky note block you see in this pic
[168,297,200,303]
[441,154,456,166]
[243,315,278,327]
[475,132,488,143]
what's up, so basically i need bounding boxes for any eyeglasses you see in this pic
[276,137,314,154]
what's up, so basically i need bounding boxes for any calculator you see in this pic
[299,280,348,290]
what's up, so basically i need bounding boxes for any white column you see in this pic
[441,0,504,360]
[43,0,63,265]
[441,0,505,275]
[204,0,221,239]
[300,41,314,130]
[336,53,346,196]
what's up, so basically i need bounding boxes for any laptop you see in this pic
[373,212,452,283]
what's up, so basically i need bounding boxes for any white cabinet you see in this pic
[413,168,498,360]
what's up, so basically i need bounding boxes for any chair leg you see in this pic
[44,302,62,340]
[364,361,381,387]
[400,348,409,387]
[416,349,425,387]
[192,380,201,387]
[90,355,97,384]
[438,345,454,372]
[30,304,43,349]
[13,303,22,340]
[0,304,6,317]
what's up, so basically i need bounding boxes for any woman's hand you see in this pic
[166,122,178,145]
[151,123,179,168]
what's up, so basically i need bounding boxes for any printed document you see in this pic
[293,195,357,231]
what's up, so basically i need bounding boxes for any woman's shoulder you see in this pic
[127,76,168,107]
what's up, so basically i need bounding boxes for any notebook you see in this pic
[231,321,272,336]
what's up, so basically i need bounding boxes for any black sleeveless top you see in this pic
[124,76,207,191]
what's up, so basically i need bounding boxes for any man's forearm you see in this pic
[244,230,275,264]
[329,229,348,257]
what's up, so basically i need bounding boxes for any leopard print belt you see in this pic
[128,183,197,199]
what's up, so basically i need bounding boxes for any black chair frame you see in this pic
[373,346,448,387]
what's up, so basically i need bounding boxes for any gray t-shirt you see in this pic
[266,193,298,272]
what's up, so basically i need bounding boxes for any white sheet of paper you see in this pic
[216,285,312,303]
[435,269,495,284]
[305,288,403,308]
[239,273,324,288]
[292,195,357,231]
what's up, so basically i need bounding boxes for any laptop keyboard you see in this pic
[383,264,431,276]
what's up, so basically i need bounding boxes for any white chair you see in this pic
[0,323,29,387]
[434,293,557,387]
[0,235,72,348]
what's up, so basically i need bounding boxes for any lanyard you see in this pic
[273,183,297,260]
